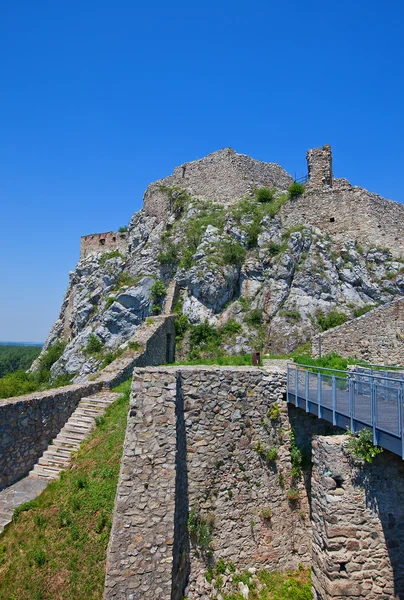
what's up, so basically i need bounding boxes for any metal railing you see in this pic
[294,174,309,184]
[287,363,404,459]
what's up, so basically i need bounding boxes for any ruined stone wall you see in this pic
[281,184,404,259]
[104,366,313,600]
[311,297,404,364]
[306,145,333,189]
[0,381,103,489]
[143,148,293,222]
[80,231,128,259]
[312,435,404,600]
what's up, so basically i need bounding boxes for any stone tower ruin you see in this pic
[306,144,333,188]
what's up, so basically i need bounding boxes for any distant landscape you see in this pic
[0,344,43,379]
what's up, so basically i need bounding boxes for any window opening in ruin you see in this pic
[100,239,105,245]
[112,236,116,242]
[166,333,173,363]
[339,562,347,572]
[332,474,344,488]
[182,166,186,178]
[329,217,335,223]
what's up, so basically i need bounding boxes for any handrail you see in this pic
[293,363,403,384]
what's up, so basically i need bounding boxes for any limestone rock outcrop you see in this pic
[34,146,404,380]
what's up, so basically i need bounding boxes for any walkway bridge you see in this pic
[287,363,404,459]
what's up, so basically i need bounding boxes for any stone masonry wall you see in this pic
[80,231,128,259]
[104,366,313,600]
[311,297,404,364]
[143,148,293,222]
[306,145,333,189]
[0,381,103,489]
[312,435,404,600]
[281,183,404,259]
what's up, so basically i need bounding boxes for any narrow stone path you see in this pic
[0,391,120,534]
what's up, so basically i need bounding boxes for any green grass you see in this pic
[0,379,131,600]
[172,353,256,366]
[217,566,311,600]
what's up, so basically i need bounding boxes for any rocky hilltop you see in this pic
[35,146,404,381]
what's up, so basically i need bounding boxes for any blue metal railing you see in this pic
[287,363,404,459]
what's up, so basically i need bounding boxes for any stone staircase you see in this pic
[0,391,120,533]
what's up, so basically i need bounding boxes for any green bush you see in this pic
[221,241,246,266]
[190,322,220,349]
[105,296,115,310]
[38,340,66,372]
[256,187,276,203]
[150,279,167,302]
[84,334,103,356]
[353,304,374,318]
[279,310,301,321]
[244,309,263,327]
[288,182,305,198]
[345,427,383,464]
[316,310,348,332]
[174,315,190,340]
[116,272,138,287]
[117,226,128,232]
[157,242,179,267]
[220,319,242,336]
[99,251,123,266]
[268,404,281,421]
[267,241,287,257]
[188,507,213,555]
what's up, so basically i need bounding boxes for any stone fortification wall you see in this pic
[2,315,175,490]
[312,435,404,600]
[306,144,333,189]
[104,366,312,600]
[281,178,404,260]
[0,381,103,489]
[80,231,128,259]
[311,297,404,364]
[143,148,293,222]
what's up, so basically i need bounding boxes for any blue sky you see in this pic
[1,0,403,342]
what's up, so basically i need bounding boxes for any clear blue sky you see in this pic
[1,0,403,342]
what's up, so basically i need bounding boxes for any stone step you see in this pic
[38,455,69,467]
[64,421,93,432]
[32,465,60,479]
[0,511,13,521]
[53,435,82,447]
[75,407,101,417]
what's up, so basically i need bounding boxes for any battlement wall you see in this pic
[143,147,294,222]
[80,231,128,259]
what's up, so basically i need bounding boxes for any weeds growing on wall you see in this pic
[345,427,383,464]
[316,310,348,332]
[188,506,214,558]
[0,379,131,600]
[99,251,124,266]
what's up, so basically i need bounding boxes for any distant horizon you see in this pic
[0,341,43,347]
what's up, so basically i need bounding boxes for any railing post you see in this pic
[305,370,309,412]
[317,372,322,419]
[332,376,336,426]
[400,384,404,460]
[295,367,299,408]
[371,377,377,446]
[348,375,354,432]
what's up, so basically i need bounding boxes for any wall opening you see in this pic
[99,239,105,246]
[329,217,335,223]
[182,166,186,178]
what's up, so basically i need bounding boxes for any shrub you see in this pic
[100,251,123,266]
[345,427,383,464]
[268,404,281,421]
[116,272,137,287]
[260,506,272,520]
[267,241,287,256]
[353,304,374,318]
[288,182,305,198]
[216,558,226,575]
[128,341,140,351]
[151,279,167,302]
[287,488,300,503]
[158,242,179,267]
[190,322,220,349]
[38,340,66,372]
[244,309,263,327]
[117,226,128,232]
[175,315,190,340]
[316,310,348,332]
[105,296,115,310]
[255,440,277,463]
[84,334,103,356]
[221,241,246,266]
[188,507,213,555]
[220,319,242,336]
[256,187,275,203]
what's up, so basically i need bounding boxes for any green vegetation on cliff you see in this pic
[0,380,130,600]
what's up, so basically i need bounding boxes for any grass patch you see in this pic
[99,251,123,266]
[220,566,311,599]
[353,304,374,318]
[172,354,256,366]
[0,379,131,600]
[316,310,348,332]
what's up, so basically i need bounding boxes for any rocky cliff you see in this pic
[35,146,404,380]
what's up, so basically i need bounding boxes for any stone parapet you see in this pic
[311,297,404,364]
